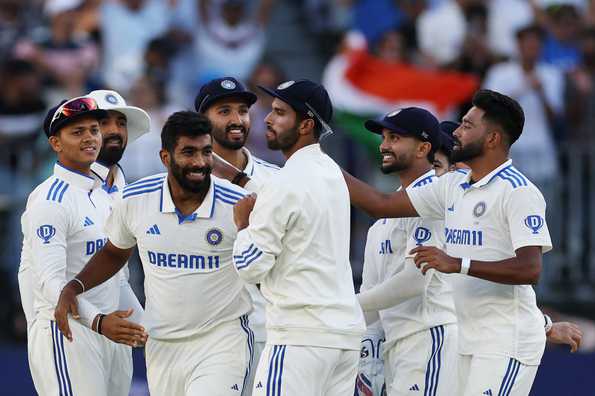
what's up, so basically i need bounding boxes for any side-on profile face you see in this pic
[379,128,426,174]
[264,98,301,151]
[204,98,251,150]
[161,134,213,193]
[49,116,102,168]
[97,110,128,166]
[451,106,489,163]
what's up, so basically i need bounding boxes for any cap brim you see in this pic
[50,109,108,136]
[257,85,306,113]
[364,119,413,136]
[106,106,151,143]
[199,91,257,112]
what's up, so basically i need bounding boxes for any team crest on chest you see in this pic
[206,228,223,245]
[473,201,486,218]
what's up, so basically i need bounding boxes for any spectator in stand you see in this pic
[100,0,172,92]
[245,60,286,165]
[487,0,535,59]
[0,0,45,60]
[566,27,595,143]
[14,0,99,97]
[540,4,584,72]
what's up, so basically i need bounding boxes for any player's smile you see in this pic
[380,150,396,166]
[226,124,246,141]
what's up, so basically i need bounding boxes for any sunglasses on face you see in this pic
[50,97,100,131]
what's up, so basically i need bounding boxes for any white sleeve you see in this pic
[244,179,263,194]
[505,187,552,253]
[105,199,137,249]
[118,269,144,325]
[233,182,298,284]
[406,176,448,220]
[360,225,381,293]
[27,201,101,328]
[17,237,34,326]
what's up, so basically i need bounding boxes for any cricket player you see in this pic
[356,108,458,396]
[342,90,553,396]
[196,77,280,390]
[22,96,146,396]
[54,111,253,396]
[231,79,366,395]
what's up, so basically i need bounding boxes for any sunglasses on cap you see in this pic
[49,97,100,131]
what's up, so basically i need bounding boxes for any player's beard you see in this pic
[169,157,212,194]
[266,124,299,151]
[450,136,485,163]
[380,151,413,174]
[97,135,126,166]
[213,124,249,150]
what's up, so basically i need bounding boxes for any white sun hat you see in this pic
[87,90,151,143]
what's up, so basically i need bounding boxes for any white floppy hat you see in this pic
[87,90,151,143]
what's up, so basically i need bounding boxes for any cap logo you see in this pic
[277,80,295,90]
[221,80,236,90]
[387,109,402,117]
[105,94,118,104]
[421,131,429,139]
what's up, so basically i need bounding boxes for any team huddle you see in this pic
[18,77,582,396]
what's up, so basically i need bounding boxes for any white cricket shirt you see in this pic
[361,170,457,347]
[22,163,120,326]
[233,144,366,350]
[408,159,552,365]
[240,148,280,343]
[106,173,251,340]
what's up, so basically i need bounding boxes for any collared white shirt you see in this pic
[361,170,457,347]
[106,173,251,340]
[233,144,366,350]
[21,163,120,327]
[239,148,280,343]
[408,159,552,365]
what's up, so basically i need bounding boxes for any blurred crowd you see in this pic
[1,0,595,344]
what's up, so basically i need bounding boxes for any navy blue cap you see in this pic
[438,121,459,156]
[195,77,257,113]
[43,98,107,138]
[258,79,333,125]
[365,107,441,153]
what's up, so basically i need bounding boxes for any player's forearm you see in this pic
[341,169,417,218]
[72,242,132,293]
[467,255,541,285]
[118,282,144,324]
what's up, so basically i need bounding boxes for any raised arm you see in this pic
[342,169,418,218]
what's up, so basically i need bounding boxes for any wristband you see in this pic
[460,257,471,275]
[231,171,248,186]
[72,277,85,293]
[543,314,553,334]
[97,314,106,335]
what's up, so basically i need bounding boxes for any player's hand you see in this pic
[100,309,148,347]
[409,246,460,275]
[54,282,81,342]
[234,194,257,231]
[547,321,583,353]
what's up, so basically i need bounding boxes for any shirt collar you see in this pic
[460,159,513,190]
[409,168,436,188]
[159,175,216,222]
[54,162,98,190]
[286,143,321,165]
[90,162,125,194]
[242,147,256,176]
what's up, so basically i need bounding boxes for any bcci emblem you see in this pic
[105,94,118,104]
[206,228,223,246]
[277,80,295,90]
[413,227,431,246]
[37,224,56,244]
[524,215,544,234]
[221,80,236,90]
[473,201,486,218]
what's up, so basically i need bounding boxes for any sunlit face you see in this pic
[378,129,420,174]
[263,98,301,151]
[205,98,251,150]
[50,116,102,169]
[97,110,128,166]
[451,106,488,163]
[161,134,213,193]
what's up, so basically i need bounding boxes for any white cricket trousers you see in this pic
[458,354,539,396]
[251,344,359,396]
[384,324,458,396]
[28,318,132,396]
[145,315,253,396]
